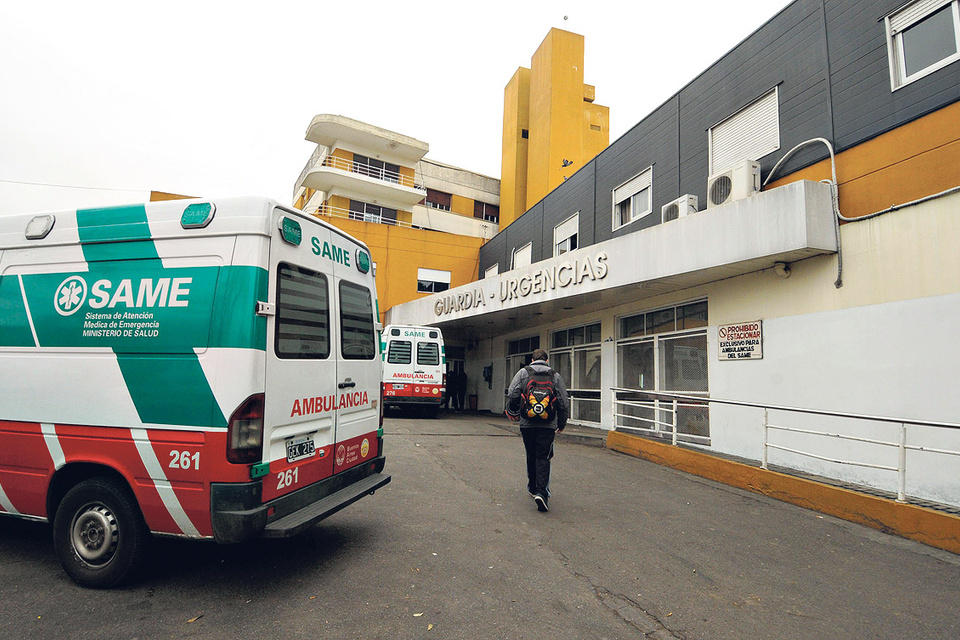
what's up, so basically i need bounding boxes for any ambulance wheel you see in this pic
[53,477,148,588]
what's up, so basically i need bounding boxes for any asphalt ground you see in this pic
[1,411,959,639]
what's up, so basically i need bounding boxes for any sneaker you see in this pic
[534,494,549,512]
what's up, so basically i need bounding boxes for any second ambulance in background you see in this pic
[381,325,445,417]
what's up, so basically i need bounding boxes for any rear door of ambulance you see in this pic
[382,327,413,399]
[326,222,381,474]
[261,209,380,503]
[416,330,445,394]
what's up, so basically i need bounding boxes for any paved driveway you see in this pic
[1,412,958,639]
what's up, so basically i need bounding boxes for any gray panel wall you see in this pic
[478,0,960,275]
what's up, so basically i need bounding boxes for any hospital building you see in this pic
[296,0,960,510]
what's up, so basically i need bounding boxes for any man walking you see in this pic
[506,349,569,512]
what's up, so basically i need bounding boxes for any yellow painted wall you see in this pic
[500,67,530,230]
[325,194,350,213]
[314,217,485,323]
[527,29,585,209]
[450,194,473,217]
[149,191,193,201]
[500,28,609,230]
[330,148,352,166]
[768,101,960,219]
[582,101,609,164]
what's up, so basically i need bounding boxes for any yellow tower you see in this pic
[499,28,609,230]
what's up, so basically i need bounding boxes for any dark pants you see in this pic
[521,427,556,498]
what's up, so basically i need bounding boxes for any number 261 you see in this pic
[169,450,200,470]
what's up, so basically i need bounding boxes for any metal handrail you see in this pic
[309,204,418,230]
[612,390,709,446]
[294,150,425,192]
[295,147,326,195]
[611,388,960,503]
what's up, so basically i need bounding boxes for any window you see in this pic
[426,189,452,211]
[551,322,602,424]
[387,340,412,364]
[612,167,652,230]
[505,335,540,398]
[275,263,330,359]
[512,243,532,269]
[616,300,709,441]
[507,335,539,356]
[417,267,451,293]
[619,300,708,339]
[339,281,377,359]
[554,213,579,256]
[709,88,780,175]
[349,200,398,225]
[417,342,441,366]
[474,201,500,223]
[484,264,499,279]
[353,154,400,183]
[886,0,960,89]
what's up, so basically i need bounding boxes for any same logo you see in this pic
[55,276,87,316]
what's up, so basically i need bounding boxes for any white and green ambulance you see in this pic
[0,197,389,587]
[381,325,445,417]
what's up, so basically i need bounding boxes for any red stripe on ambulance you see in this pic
[0,421,55,517]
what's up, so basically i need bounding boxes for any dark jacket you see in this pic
[506,360,569,429]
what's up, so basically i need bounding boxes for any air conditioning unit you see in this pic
[707,159,761,208]
[661,195,699,223]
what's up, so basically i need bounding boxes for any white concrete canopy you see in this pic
[386,180,838,340]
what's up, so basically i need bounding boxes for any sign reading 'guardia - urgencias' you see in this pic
[434,252,608,317]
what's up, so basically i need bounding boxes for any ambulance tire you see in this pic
[53,477,149,589]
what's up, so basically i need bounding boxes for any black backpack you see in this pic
[521,366,558,422]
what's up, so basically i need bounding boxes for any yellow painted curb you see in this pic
[607,431,960,555]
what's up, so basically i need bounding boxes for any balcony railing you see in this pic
[295,147,326,196]
[295,150,424,195]
[308,203,418,230]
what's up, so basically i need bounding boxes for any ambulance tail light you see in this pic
[379,384,384,428]
[228,393,264,464]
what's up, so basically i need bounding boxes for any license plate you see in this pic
[286,435,316,463]
[392,383,405,389]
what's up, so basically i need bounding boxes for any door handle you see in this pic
[338,381,357,389]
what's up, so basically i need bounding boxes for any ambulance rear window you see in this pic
[276,263,330,359]
[387,340,412,364]
[417,342,440,366]
[339,281,377,360]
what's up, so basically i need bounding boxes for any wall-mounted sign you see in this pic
[718,321,763,360]
[432,251,609,317]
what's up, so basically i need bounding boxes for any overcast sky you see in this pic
[0,0,792,215]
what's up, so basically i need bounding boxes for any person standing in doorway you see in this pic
[455,369,468,412]
[444,368,458,413]
[506,349,569,512]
